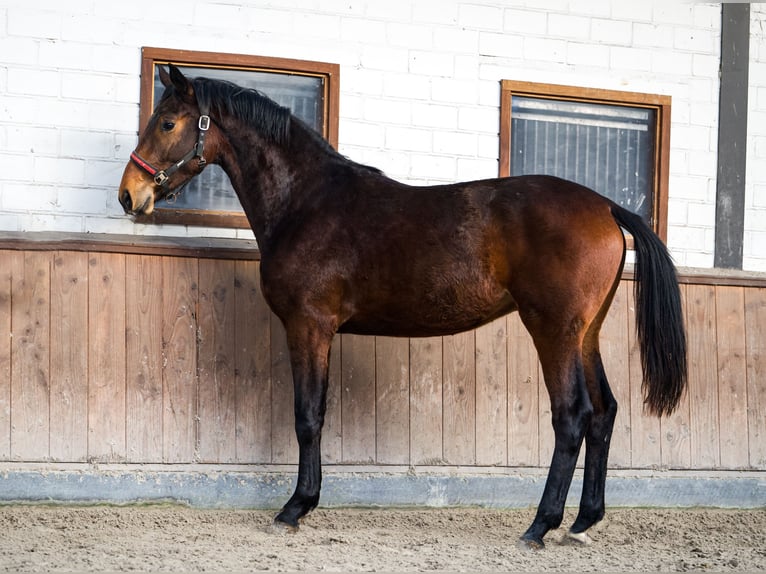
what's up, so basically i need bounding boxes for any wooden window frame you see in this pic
[499,80,671,241]
[135,47,340,229]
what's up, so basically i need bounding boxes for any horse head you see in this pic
[118,65,220,216]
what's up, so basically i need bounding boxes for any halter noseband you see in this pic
[130,110,211,196]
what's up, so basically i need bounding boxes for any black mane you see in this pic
[191,77,293,146]
[169,75,382,174]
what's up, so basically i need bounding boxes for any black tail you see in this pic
[610,203,687,417]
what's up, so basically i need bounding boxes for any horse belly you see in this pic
[340,283,516,338]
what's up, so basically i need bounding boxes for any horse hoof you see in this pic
[270,518,299,535]
[517,535,545,551]
[562,530,593,546]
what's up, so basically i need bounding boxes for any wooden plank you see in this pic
[322,334,343,464]
[660,284,692,469]
[87,253,126,462]
[125,255,164,463]
[234,260,272,464]
[626,282,662,468]
[197,259,237,463]
[409,337,443,465]
[599,281,631,468]
[715,285,749,468]
[475,317,508,466]
[341,334,376,463]
[686,284,720,468]
[375,336,410,465]
[161,257,198,463]
[442,330,476,465]
[0,252,12,459]
[270,317,297,464]
[745,287,766,468]
[11,251,50,460]
[507,313,540,466]
[49,252,88,461]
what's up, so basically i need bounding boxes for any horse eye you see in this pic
[161,120,175,132]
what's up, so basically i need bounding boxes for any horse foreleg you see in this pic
[274,323,334,529]
[520,348,592,549]
[570,348,617,539]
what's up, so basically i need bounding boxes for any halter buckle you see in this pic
[153,171,169,187]
[198,115,211,131]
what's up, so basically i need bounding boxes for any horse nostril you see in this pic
[119,189,132,212]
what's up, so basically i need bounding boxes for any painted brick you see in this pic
[458,4,503,31]
[339,121,385,148]
[430,77,480,105]
[610,47,652,72]
[387,23,434,51]
[478,32,524,59]
[632,22,675,49]
[0,37,40,66]
[385,126,432,153]
[4,126,58,155]
[432,27,479,54]
[503,9,547,36]
[341,17,387,45]
[523,37,567,63]
[458,106,498,134]
[33,156,85,185]
[433,131,477,157]
[7,68,60,97]
[591,18,632,46]
[674,27,716,54]
[411,103,458,129]
[409,51,454,78]
[382,72,431,101]
[457,157,496,181]
[410,154,457,180]
[547,14,591,41]
[61,72,115,101]
[363,98,411,125]
[7,8,61,39]
[361,46,409,72]
[567,43,610,68]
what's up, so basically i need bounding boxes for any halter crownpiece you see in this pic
[129,110,211,190]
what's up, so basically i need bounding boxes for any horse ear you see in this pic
[166,64,194,102]
[158,65,172,88]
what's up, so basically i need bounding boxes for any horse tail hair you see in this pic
[610,203,687,417]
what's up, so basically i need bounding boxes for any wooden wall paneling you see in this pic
[715,285,749,468]
[626,284,662,468]
[125,255,164,463]
[161,257,198,463]
[474,317,508,466]
[686,284,720,468]
[374,336,410,465]
[442,330,476,465]
[410,337,443,464]
[340,334,376,463]
[507,313,540,466]
[197,260,237,463]
[661,284,692,469]
[87,253,127,462]
[322,334,343,464]
[0,251,12,459]
[599,281,631,468]
[234,260,272,464]
[10,251,50,460]
[270,318,297,464]
[745,287,766,468]
[50,252,88,461]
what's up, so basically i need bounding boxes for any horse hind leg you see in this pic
[519,331,593,549]
[568,326,618,542]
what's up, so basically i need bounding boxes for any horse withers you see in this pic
[118,65,687,549]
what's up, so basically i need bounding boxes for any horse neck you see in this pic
[217,117,330,251]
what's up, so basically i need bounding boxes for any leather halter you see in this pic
[129,111,211,197]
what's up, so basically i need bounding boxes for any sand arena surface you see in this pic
[1,505,764,572]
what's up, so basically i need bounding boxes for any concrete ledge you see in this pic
[1,467,764,509]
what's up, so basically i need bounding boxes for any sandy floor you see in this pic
[0,505,764,572]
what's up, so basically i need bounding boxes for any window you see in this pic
[499,81,671,240]
[136,47,340,229]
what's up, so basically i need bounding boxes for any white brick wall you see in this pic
[0,0,764,270]
[745,4,766,272]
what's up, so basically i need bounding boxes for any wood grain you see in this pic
[125,255,164,463]
[508,314,540,466]
[475,317,508,466]
[341,334,376,463]
[410,337,443,464]
[745,288,766,468]
[0,251,13,459]
[88,253,126,462]
[375,336,410,465]
[161,257,198,463]
[442,330,476,465]
[50,252,88,461]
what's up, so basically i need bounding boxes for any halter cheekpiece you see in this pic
[130,109,211,195]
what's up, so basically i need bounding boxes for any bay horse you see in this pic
[118,65,687,549]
